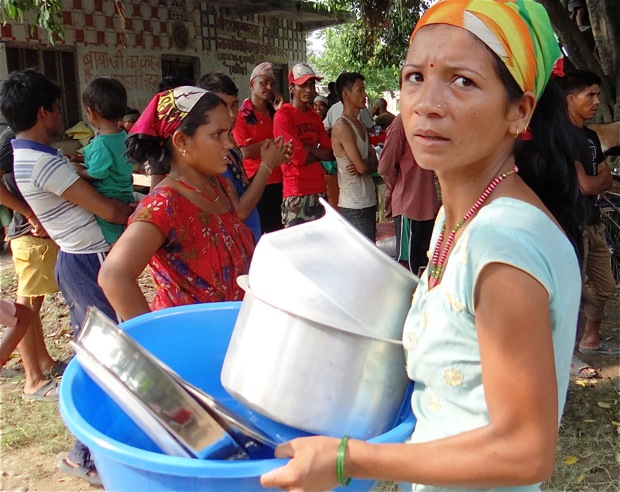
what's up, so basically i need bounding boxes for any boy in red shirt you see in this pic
[273,63,334,227]
[232,62,284,233]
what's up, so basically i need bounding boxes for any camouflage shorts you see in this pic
[281,193,327,228]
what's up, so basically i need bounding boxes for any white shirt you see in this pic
[324,102,375,131]
[12,139,109,254]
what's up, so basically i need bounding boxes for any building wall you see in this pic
[0,0,308,123]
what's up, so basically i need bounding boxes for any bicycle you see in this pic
[599,190,620,284]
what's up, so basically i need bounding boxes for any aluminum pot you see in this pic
[220,277,409,440]
[248,199,418,340]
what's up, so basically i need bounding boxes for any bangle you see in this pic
[337,435,352,486]
[25,213,34,221]
[259,163,272,175]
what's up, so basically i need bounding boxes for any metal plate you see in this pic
[71,342,192,458]
[74,307,246,460]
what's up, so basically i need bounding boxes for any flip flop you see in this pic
[578,339,620,356]
[57,458,103,487]
[22,379,58,401]
[45,359,69,379]
[570,355,597,378]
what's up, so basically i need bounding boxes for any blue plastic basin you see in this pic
[59,302,415,491]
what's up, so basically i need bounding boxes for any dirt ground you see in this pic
[0,246,618,491]
[1,450,85,491]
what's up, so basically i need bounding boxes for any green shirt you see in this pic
[83,131,134,242]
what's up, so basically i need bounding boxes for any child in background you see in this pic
[0,299,31,370]
[119,108,140,133]
[71,77,135,244]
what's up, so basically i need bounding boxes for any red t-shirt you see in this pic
[273,103,331,198]
[129,182,254,310]
[232,99,282,185]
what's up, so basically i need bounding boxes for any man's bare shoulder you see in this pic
[332,117,355,139]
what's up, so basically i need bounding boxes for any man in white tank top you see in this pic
[330,72,378,241]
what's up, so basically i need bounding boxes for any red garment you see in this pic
[378,114,439,221]
[273,103,331,198]
[131,86,207,140]
[232,99,282,185]
[370,131,387,146]
[129,181,254,310]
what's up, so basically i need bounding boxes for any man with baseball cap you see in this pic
[273,63,334,227]
[232,61,284,233]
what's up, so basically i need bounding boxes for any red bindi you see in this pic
[430,63,434,68]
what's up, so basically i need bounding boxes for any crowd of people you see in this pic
[0,0,617,489]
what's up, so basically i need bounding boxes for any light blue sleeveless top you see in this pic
[402,198,581,492]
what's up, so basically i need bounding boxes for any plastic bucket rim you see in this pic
[60,360,414,478]
[59,302,415,479]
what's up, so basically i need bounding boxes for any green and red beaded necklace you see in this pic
[428,164,519,289]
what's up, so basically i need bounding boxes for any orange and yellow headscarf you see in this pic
[411,0,562,100]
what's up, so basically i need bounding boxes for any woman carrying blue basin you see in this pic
[261,1,584,490]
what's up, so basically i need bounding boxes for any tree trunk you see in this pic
[587,0,620,119]
[539,0,614,121]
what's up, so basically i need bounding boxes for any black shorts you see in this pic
[257,182,284,233]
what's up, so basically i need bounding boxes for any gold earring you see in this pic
[513,127,521,140]
[182,149,187,156]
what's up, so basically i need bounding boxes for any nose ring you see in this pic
[437,104,442,108]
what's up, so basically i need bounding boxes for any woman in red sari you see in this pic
[99,87,257,320]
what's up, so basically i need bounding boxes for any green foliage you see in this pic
[319,0,429,66]
[310,0,428,101]
[309,24,401,102]
[0,0,65,44]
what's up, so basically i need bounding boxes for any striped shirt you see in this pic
[12,139,109,254]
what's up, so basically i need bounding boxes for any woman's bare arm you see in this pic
[98,221,166,320]
[261,263,558,490]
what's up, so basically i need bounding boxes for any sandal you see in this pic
[578,338,620,356]
[45,359,69,379]
[57,458,102,487]
[22,379,58,401]
[570,355,597,378]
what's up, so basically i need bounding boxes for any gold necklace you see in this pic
[167,174,220,202]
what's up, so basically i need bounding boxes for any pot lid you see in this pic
[247,200,418,340]
[237,275,403,346]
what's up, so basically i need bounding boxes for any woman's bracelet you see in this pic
[337,435,352,486]
[259,162,272,175]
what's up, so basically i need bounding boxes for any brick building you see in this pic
[0,0,347,129]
